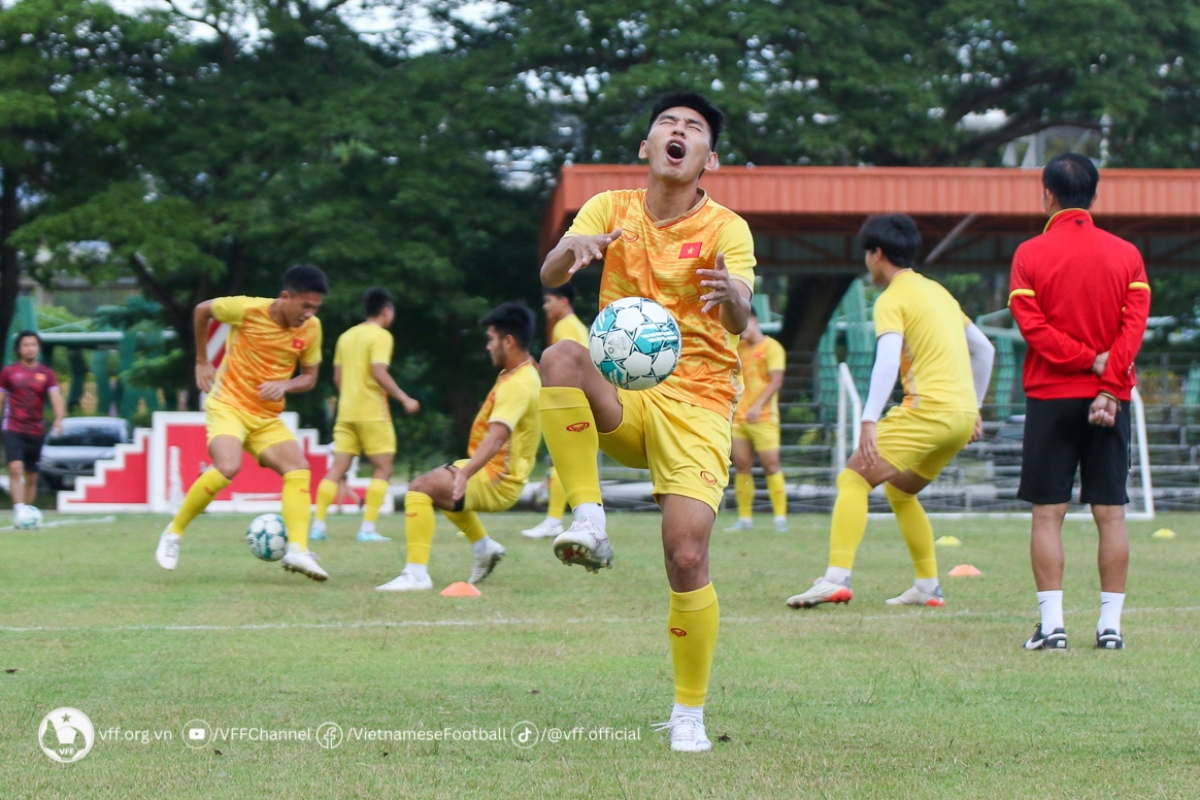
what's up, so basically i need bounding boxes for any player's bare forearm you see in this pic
[458,424,509,480]
[540,240,578,287]
[49,388,66,430]
[333,365,341,389]
[193,301,215,364]
[541,231,623,287]
[284,365,320,395]
[370,363,415,408]
[719,283,752,334]
[759,371,785,405]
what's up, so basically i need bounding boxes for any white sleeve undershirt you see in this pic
[964,322,996,408]
[862,333,902,423]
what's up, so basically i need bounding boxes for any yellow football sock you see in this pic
[281,469,311,551]
[829,469,872,570]
[547,466,566,521]
[735,473,754,518]
[364,478,388,523]
[886,482,938,579]
[767,471,787,517]
[314,478,338,522]
[169,468,231,535]
[669,583,720,707]
[442,509,486,543]
[540,387,601,507]
[404,491,435,565]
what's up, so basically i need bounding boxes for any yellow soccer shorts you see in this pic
[205,398,296,460]
[876,406,978,480]
[450,459,524,513]
[333,419,397,457]
[732,420,781,452]
[599,388,731,514]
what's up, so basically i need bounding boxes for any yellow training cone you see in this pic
[1151,528,1177,540]
[949,564,982,577]
[935,535,962,547]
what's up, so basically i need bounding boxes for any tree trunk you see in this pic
[0,167,21,349]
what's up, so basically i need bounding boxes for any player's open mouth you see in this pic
[666,140,686,163]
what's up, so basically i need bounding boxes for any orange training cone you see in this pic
[949,564,982,577]
[440,581,482,597]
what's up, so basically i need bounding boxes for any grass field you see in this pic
[2,509,1198,799]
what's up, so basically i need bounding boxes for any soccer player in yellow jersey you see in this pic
[376,303,541,592]
[311,287,420,543]
[155,265,330,581]
[539,92,754,753]
[786,215,995,609]
[727,309,789,532]
[522,284,590,540]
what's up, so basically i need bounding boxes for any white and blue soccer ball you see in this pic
[589,296,682,391]
[246,513,288,561]
[14,505,43,529]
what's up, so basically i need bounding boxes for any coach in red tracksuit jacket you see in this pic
[1009,153,1150,652]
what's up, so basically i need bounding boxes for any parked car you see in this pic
[38,417,133,492]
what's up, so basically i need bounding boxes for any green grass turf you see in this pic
[1,510,1198,799]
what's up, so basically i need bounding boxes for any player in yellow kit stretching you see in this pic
[539,92,754,752]
[311,287,420,543]
[522,284,590,540]
[376,303,541,592]
[786,215,995,609]
[155,265,330,581]
[726,309,789,532]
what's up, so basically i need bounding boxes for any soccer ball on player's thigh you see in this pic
[589,297,682,390]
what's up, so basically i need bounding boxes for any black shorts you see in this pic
[2,431,45,472]
[1017,397,1131,506]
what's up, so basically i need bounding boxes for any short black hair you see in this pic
[364,286,393,318]
[649,92,724,150]
[13,330,40,354]
[1043,153,1099,210]
[542,284,577,305]
[282,264,329,296]
[859,214,922,267]
[480,302,535,351]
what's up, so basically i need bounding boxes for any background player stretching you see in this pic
[155,265,329,581]
[538,92,754,752]
[312,286,420,543]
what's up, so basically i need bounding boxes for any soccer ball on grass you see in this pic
[14,505,43,529]
[246,513,288,561]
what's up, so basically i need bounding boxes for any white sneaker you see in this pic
[724,518,753,532]
[469,539,506,584]
[155,527,181,570]
[375,570,434,592]
[522,518,564,539]
[552,517,613,573]
[281,543,329,581]
[785,577,853,608]
[774,515,788,532]
[652,717,712,753]
[885,585,945,607]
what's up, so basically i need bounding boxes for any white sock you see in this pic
[544,516,561,525]
[1037,590,1064,631]
[824,566,852,586]
[472,536,494,557]
[1099,592,1125,634]
[13,502,25,512]
[914,577,939,594]
[574,503,607,540]
[404,563,428,580]
[774,515,786,524]
[360,520,376,534]
[312,519,325,533]
[671,702,703,723]
[739,517,752,524]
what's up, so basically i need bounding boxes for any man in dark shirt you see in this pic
[0,331,66,520]
[1009,154,1150,651]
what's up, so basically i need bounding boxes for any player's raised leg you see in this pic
[538,340,624,572]
[156,435,241,570]
[313,450,354,541]
[727,436,755,531]
[259,440,326,581]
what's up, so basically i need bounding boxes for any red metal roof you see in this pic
[541,165,1200,254]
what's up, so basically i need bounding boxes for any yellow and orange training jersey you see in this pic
[550,313,590,347]
[566,189,756,418]
[208,297,322,417]
[733,336,786,424]
[467,360,542,487]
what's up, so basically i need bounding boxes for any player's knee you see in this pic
[9,463,24,478]
[213,460,241,480]
[373,462,394,481]
[665,541,708,576]
[408,472,433,494]
[539,341,588,386]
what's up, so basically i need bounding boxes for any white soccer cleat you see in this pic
[521,518,564,539]
[155,527,181,570]
[552,517,613,573]
[652,717,712,753]
[786,577,853,608]
[469,539,506,585]
[375,570,434,592]
[885,585,945,607]
[724,519,753,532]
[281,543,329,582]
[774,516,788,533]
